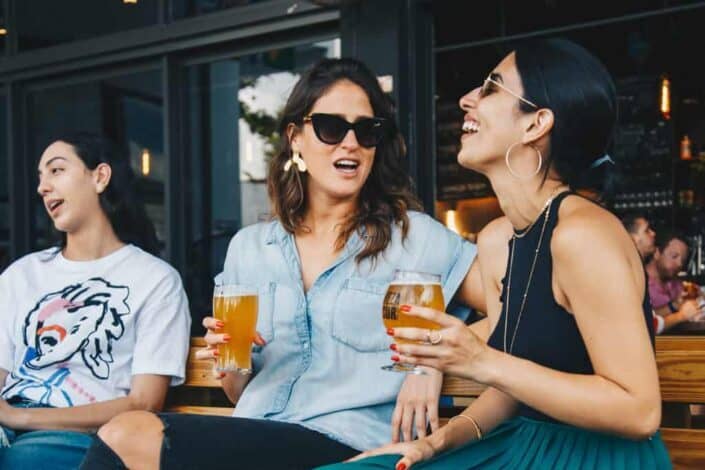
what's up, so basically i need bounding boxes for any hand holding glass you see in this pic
[382,270,444,374]
[213,284,258,374]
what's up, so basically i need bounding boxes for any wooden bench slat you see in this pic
[655,337,705,403]
[661,427,705,469]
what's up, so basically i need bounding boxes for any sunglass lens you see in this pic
[311,114,348,145]
[354,118,386,147]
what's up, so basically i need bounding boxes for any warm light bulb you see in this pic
[660,76,671,120]
[0,29,7,36]
[445,210,460,234]
[123,0,138,4]
[141,149,151,176]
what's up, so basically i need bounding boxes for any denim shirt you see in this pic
[217,211,477,451]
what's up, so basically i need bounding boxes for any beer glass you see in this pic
[382,270,444,374]
[213,284,259,375]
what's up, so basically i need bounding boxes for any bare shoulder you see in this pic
[477,216,513,253]
[551,195,634,261]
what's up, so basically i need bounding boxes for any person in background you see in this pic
[646,231,702,332]
[621,213,665,334]
[79,58,486,470]
[621,212,656,260]
[0,133,191,469]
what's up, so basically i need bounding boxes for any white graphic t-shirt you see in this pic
[0,245,191,408]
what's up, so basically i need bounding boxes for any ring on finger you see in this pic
[429,330,443,345]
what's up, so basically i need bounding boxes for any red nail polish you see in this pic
[215,320,225,328]
[400,305,411,312]
[213,350,220,357]
[390,344,397,351]
[219,372,226,378]
[387,328,395,336]
[222,335,231,342]
[391,355,400,362]
[396,464,407,470]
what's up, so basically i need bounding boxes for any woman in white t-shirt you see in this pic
[0,133,191,469]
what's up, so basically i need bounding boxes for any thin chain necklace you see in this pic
[512,185,567,239]
[503,188,567,353]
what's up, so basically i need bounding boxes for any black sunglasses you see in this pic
[303,113,388,148]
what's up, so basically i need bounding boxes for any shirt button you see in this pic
[303,341,309,348]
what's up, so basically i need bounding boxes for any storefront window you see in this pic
[15,0,158,51]
[27,68,165,253]
[171,0,273,19]
[0,94,8,271]
[182,38,340,327]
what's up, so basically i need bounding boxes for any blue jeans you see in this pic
[0,399,93,470]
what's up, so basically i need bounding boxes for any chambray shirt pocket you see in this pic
[331,278,389,353]
[254,282,276,347]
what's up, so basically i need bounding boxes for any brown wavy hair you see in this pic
[268,58,421,263]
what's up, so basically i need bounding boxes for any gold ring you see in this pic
[429,331,443,345]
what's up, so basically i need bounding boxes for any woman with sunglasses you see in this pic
[322,39,670,470]
[80,58,484,469]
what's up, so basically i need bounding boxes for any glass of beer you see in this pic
[213,284,259,375]
[382,270,444,374]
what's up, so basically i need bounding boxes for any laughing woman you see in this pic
[325,39,671,470]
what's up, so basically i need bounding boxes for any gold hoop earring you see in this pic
[505,142,542,180]
[284,151,307,173]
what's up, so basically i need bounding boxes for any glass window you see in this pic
[16,0,158,51]
[171,0,273,19]
[0,94,8,271]
[27,68,165,254]
[182,38,340,326]
[0,3,7,55]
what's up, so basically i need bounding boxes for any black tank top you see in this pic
[487,191,654,422]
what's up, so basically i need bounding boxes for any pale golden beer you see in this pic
[383,283,444,343]
[382,270,444,373]
[213,285,258,374]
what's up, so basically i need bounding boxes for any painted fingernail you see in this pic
[215,321,225,328]
[391,355,400,362]
[387,328,395,336]
[219,372,226,379]
[390,343,397,351]
[222,335,231,342]
[396,464,407,470]
[213,350,220,357]
[400,305,411,312]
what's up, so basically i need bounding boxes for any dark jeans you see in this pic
[80,413,359,470]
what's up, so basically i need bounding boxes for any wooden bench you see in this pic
[169,336,705,468]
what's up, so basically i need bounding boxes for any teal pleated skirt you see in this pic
[318,417,671,470]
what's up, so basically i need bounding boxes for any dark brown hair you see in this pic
[267,58,421,263]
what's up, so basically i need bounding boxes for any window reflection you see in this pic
[16,0,158,51]
[172,0,273,18]
[27,69,165,254]
[183,38,340,326]
[0,95,8,271]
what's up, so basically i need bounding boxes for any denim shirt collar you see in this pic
[265,219,366,259]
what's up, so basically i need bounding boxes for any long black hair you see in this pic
[47,132,160,255]
[513,38,618,194]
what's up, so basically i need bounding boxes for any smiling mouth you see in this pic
[462,120,480,134]
[333,159,360,172]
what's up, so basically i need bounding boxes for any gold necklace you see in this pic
[513,185,568,239]
[503,189,566,353]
